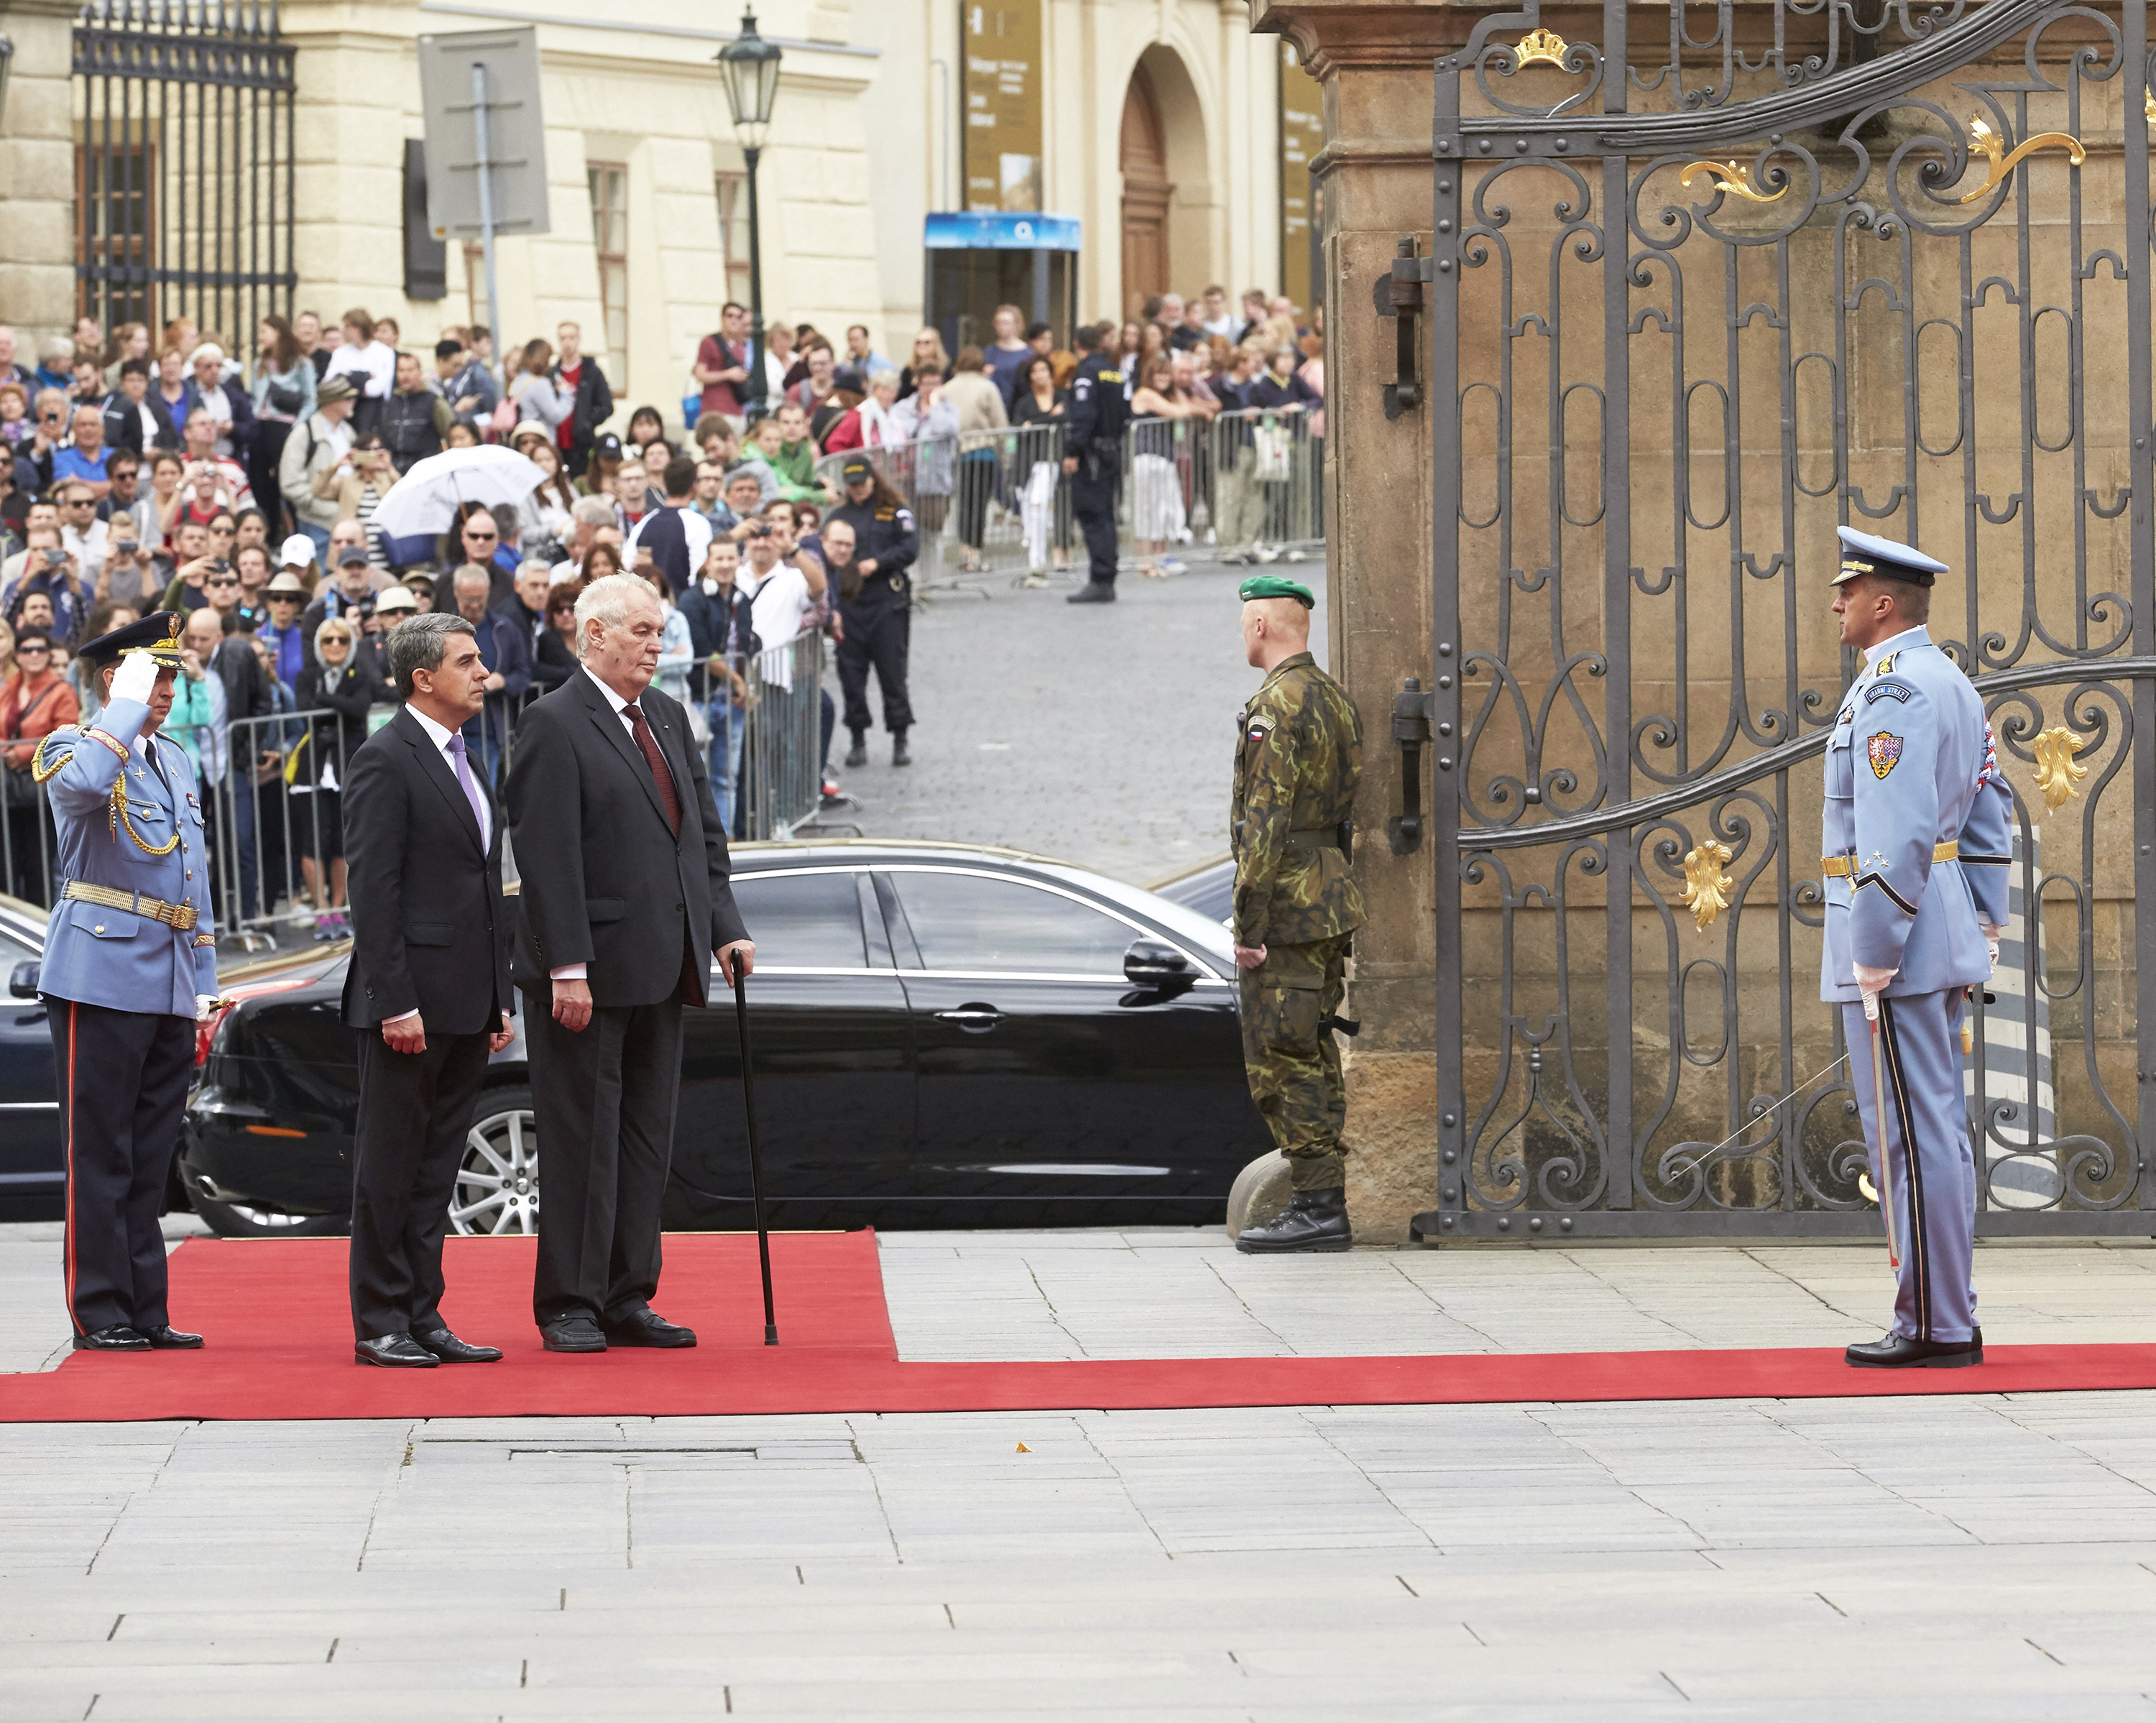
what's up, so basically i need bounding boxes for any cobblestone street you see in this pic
[823,560,1329,885]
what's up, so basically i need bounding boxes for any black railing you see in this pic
[73,0,297,342]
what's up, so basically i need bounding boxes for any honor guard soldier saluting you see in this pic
[1826,526,2012,1368]
[1230,575,1365,1252]
[34,613,218,1352]
[1061,323,1131,606]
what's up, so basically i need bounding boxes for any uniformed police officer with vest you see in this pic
[1061,323,1130,606]
[1229,576,1365,1252]
[826,454,920,767]
[1825,525,2012,1368]
[34,613,219,1352]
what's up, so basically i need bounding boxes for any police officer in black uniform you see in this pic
[827,455,921,767]
[1061,323,1129,605]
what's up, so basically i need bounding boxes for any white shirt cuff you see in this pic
[384,1009,420,1026]
[549,964,588,981]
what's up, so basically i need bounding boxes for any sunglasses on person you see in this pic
[270,592,301,604]
[320,632,352,647]
[464,528,498,542]
[15,644,50,657]
[208,576,240,588]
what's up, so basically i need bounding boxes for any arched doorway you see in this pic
[1119,67,1171,318]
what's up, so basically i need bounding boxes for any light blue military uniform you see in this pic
[40,696,219,1015]
[34,616,220,1346]
[1823,528,2012,1349]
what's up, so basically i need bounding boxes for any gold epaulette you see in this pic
[29,730,80,782]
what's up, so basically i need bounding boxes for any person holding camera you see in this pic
[11,524,90,645]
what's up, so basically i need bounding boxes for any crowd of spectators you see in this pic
[0,284,1317,917]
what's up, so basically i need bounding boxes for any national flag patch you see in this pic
[1867,731,1904,780]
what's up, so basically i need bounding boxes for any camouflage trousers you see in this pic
[1238,934,1352,1191]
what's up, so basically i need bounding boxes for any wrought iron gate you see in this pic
[1410,0,2156,1239]
[73,0,296,342]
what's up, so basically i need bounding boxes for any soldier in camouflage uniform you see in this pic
[1230,575,1365,1254]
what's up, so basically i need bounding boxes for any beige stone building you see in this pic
[0,0,1303,428]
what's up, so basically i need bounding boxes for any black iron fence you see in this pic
[73,0,297,342]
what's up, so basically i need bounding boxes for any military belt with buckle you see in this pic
[62,880,198,930]
[1821,841,1958,877]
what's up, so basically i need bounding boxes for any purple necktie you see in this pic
[446,732,489,848]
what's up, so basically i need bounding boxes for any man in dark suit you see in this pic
[341,611,517,1367]
[506,573,755,1352]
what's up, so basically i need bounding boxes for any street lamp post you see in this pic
[716,9,782,419]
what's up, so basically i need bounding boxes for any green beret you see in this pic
[1238,575,1314,608]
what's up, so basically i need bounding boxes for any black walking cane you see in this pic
[729,953,779,1344]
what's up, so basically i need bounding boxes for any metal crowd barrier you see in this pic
[736,631,829,839]
[809,405,1324,588]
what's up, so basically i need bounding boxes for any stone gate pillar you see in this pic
[1246,1,1460,1241]
[0,0,86,346]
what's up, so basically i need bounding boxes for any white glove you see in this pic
[1981,923,2002,979]
[111,650,160,707]
[1853,963,1896,1022]
[195,994,218,1023]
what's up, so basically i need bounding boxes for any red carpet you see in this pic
[6,1232,2156,1423]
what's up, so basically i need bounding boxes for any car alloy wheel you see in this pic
[451,1095,540,1236]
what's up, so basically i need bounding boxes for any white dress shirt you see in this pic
[548,667,642,983]
[384,703,494,1025]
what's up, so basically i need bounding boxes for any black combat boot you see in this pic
[892,730,911,767]
[1235,1188,1351,1255]
[844,730,868,768]
[1066,581,1116,604]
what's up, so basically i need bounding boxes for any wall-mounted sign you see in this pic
[963,1,1044,213]
[1280,42,1324,320]
[926,211,1080,251]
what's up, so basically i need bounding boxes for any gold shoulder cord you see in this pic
[29,732,73,784]
[109,779,180,856]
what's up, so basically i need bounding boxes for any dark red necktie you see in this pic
[622,702,681,835]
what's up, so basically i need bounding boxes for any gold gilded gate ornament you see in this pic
[1507,27,1572,68]
[1677,159,1787,203]
[1677,840,1736,933]
[1958,115,2086,204]
[2032,725,2089,810]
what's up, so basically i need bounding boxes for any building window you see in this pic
[587,162,629,374]
[77,143,157,331]
[714,173,753,309]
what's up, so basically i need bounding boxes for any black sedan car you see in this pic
[182,841,1266,1236]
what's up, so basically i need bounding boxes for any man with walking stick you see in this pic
[1824,527,2011,1369]
[507,573,755,1353]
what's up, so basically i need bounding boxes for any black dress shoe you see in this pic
[1236,1188,1353,1255]
[601,1307,697,1348]
[73,1326,151,1352]
[1066,581,1116,604]
[541,1315,608,1353]
[413,1328,502,1363]
[141,1325,204,1349]
[1845,1332,1980,1369]
[355,1334,440,1368]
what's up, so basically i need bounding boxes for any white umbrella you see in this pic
[369,445,546,540]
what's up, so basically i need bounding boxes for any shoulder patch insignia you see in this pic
[1864,680,1915,706]
[1098,369,1122,384]
[1866,731,1904,780]
[1872,650,1899,677]
[1246,715,1275,746]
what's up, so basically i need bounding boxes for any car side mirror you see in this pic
[1123,939,1192,991]
[9,960,39,999]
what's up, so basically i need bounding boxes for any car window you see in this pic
[0,923,38,969]
[732,870,869,969]
[892,871,1133,974]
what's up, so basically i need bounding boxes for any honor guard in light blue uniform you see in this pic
[1824,527,2012,1368]
[36,613,218,1352]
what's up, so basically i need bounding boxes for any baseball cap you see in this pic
[279,532,316,567]
[840,456,873,484]
[591,432,624,461]
[336,544,372,569]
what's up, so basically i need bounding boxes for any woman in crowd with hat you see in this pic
[258,545,316,692]
[277,371,361,561]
